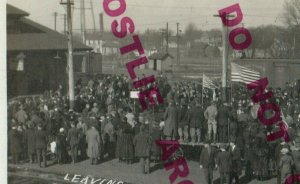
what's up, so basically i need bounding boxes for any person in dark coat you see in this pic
[189,101,204,143]
[149,121,162,162]
[229,141,241,184]
[104,118,116,159]
[200,140,217,184]
[9,124,22,164]
[217,103,229,142]
[117,119,134,164]
[35,124,48,168]
[177,100,188,142]
[67,122,80,164]
[56,128,67,164]
[133,125,152,174]
[216,145,231,184]
[24,122,36,163]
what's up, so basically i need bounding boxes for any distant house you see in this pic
[85,32,120,56]
[148,52,174,71]
[7,4,92,97]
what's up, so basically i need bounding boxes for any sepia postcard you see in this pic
[3,0,300,184]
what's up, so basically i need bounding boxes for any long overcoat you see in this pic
[86,128,101,158]
[24,128,36,154]
[9,129,22,154]
[163,105,178,137]
[133,131,151,157]
[35,129,48,150]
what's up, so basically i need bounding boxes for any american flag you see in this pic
[231,63,260,84]
[202,74,217,89]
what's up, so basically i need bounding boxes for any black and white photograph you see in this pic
[3,0,300,183]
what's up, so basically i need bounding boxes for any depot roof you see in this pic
[7,4,92,52]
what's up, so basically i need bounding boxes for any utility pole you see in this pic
[63,14,67,35]
[176,22,180,64]
[214,13,234,103]
[166,22,169,53]
[61,0,75,109]
[90,0,96,32]
[80,0,86,44]
[99,13,104,34]
[54,12,58,31]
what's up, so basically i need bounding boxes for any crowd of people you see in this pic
[7,74,300,183]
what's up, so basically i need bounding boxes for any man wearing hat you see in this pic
[279,147,294,184]
[86,125,101,165]
[9,122,22,164]
[24,121,36,163]
[204,101,218,142]
[35,124,48,168]
[229,140,241,184]
[133,125,152,174]
[291,145,300,173]
[217,102,229,142]
[14,105,28,124]
[177,99,188,142]
[189,101,205,143]
[216,144,231,184]
[200,140,217,184]
[56,128,67,164]
[67,122,80,164]
[163,100,178,140]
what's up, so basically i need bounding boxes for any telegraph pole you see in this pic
[213,13,234,102]
[80,0,86,44]
[166,22,169,53]
[61,0,75,109]
[176,22,180,64]
[54,12,57,31]
[63,14,67,35]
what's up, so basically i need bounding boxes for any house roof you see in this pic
[149,52,174,60]
[7,17,92,51]
[85,31,117,41]
[102,41,120,48]
[7,4,29,17]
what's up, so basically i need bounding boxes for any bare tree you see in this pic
[282,0,300,27]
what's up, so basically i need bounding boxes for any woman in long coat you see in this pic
[9,125,22,164]
[86,126,101,165]
[116,120,134,163]
[163,101,178,139]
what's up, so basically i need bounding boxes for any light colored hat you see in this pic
[59,128,64,133]
[281,148,289,154]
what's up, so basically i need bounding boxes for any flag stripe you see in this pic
[203,74,217,89]
[231,63,260,84]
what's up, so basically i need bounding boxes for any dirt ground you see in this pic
[8,158,278,184]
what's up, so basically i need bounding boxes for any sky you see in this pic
[7,0,287,33]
